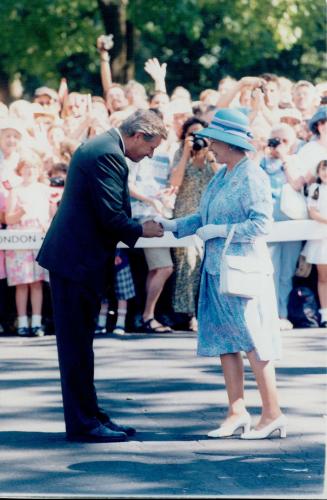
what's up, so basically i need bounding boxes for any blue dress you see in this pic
[174,157,281,361]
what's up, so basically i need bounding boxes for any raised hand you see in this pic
[144,58,167,82]
[97,34,114,53]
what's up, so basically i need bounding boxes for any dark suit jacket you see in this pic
[37,129,142,292]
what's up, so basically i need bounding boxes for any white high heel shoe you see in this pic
[207,412,251,438]
[240,414,287,440]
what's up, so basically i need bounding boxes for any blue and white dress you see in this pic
[173,157,281,361]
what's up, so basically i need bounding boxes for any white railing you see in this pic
[0,220,326,250]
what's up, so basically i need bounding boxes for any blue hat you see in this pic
[196,108,256,152]
[308,106,327,133]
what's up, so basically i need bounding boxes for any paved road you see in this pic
[0,327,326,499]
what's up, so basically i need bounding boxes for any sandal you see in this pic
[140,318,173,333]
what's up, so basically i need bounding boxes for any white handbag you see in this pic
[280,183,308,220]
[220,226,267,299]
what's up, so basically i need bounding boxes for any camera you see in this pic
[267,137,281,148]
[190,133,208,151]
[49,176,65,187]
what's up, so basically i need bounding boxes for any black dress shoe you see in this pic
[320,321,327,328]
[104,418,136,437]
[67,424,127,443]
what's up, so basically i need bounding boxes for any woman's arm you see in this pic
[230,168,273,243]
[308,207,327,224]
[97,35,114,96]
[169,138,193,188]
[217,76,264,108]
[5,191,25,225]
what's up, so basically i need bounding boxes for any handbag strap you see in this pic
[221,224,236,259]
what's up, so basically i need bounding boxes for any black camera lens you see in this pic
[192,136,208,151]
[267,137,281,148]
[49,176,65,187]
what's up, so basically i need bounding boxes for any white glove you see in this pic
[153,216,177,232]
[196,224,228,242]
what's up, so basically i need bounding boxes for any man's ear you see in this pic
[133,131,144,142]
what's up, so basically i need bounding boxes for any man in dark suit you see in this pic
[37,109,167,443]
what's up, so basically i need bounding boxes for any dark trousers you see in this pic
[49,272,108,436]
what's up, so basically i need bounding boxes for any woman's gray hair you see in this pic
[119,109,167,141]
[228,144,247,153]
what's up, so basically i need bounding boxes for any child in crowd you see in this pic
[0,119,25,191]
[301,160,327,328]
[95,249,136,335]
[5,150,51,336]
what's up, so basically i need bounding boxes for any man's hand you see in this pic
[142,220,164,238]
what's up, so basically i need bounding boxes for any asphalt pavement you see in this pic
[0,327,326,499]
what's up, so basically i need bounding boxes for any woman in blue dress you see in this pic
[157,108,286,440]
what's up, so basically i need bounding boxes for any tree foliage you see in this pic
[0,0,325,101]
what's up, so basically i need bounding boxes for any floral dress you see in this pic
[174,158,281,361]
[172,150,214,315]
[5,182,50,286]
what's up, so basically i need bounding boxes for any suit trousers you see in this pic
[49,271,105,436]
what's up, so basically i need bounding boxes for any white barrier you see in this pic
[0,220,326,250]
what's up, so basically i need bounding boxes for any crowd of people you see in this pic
[0,34,326,337]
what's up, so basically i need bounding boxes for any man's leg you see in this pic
[49,272,102,436]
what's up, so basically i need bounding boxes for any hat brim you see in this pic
[196,127,256,152]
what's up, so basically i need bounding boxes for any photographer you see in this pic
[169,116,217,331]
[260,124,304,330]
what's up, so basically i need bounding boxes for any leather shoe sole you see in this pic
[67,424,127,443]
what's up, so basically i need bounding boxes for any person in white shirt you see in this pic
[296,106,327,184]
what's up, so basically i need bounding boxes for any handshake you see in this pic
[142,218,228,241]
[141,217,177,238]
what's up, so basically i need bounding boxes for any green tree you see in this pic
[0,0,325,102]
[0,0,103,100]
[129,0,326,95]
